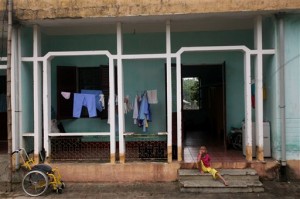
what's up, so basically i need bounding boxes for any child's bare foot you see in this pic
[224,181,229,186]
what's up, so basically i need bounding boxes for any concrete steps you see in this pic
[179,169,264,193]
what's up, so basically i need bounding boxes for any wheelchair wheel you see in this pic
[61,181,66,189]
[56,187,63,194]
[22,170,49,197]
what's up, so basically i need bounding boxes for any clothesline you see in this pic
[107,89,158,132]
[61,90,105,118]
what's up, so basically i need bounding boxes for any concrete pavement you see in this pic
[1,180,300,198]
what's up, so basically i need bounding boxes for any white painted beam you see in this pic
[250,49,275,55]
[254,16,264,161]
[121,54,169,59]
[178,45,249,54]
[48,132,110,136]
[44,50,111,60]
[0,65,7,69]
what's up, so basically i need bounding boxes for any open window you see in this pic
[56,65,109,120]
[182,77,201,110]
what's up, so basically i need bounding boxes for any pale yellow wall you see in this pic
[0,0,299,20]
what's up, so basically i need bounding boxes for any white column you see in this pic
[109,57,116,163]
[176,56,182,162]
[33,25,42,162]
[117,22,125,163]
[166,20,172,162]
[43,59,51,160]
[254,15,264,161]
[244,52,252,161]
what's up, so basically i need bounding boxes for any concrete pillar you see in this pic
[166,20,172,162]
[254,15,264,161]
[33,25,42,163]
[117,22,125,163]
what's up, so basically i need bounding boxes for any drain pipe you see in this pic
[277,13,287,181]
[6,0,13,192]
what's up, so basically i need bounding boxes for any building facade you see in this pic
[0,0,299,181]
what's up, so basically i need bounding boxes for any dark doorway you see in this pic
[182,63,226,153]
[0,75,7,154]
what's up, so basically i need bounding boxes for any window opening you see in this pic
[182,77,201,110]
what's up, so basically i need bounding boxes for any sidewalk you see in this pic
[1,180,300,199]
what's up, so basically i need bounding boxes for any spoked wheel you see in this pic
[61,181,66,189]
[56,188,63,194]
[22,170,49,197]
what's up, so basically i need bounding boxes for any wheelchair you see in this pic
[12,148,65,197]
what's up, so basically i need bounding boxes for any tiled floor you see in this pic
[183,131,245,163]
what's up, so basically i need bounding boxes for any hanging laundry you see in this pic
[100,94,105,109]
[138,92,151,132]
[73,93,97,118]
[107,96,111,124]
[124,95,133,114]
[132,95,139,124]
[81,89,104,112]
[61,91,71,100]
[147,89,158,104]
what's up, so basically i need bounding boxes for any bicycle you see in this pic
[12,148,65,197]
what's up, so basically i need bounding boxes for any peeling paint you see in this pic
[256,146,264,161]
[33,154,39,164]
[110,153,115,164]
[167,145,172,163]
[246,145,253,161]
[0,0,299,20]
[177,146,182,162]
[119,153,125,164]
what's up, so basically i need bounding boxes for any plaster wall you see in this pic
[4,0,300,20]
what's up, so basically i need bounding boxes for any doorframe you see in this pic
[180,63,227,151]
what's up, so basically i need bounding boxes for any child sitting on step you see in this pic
[197,145,228,186]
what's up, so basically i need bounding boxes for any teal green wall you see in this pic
[172,30,254,52]
[21,27,33,57]
[123,59,167,133]
[20,27,35,133]
[263,16,280,159]
[45,33,115,132]
[263,14,300,161]
[181,51,246,134]
[123,33,165,54]
[17,16,300,163]
[172,30,254,133]
[283,14,300,160]
[21,28,255,135]
[21,62,34,132]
